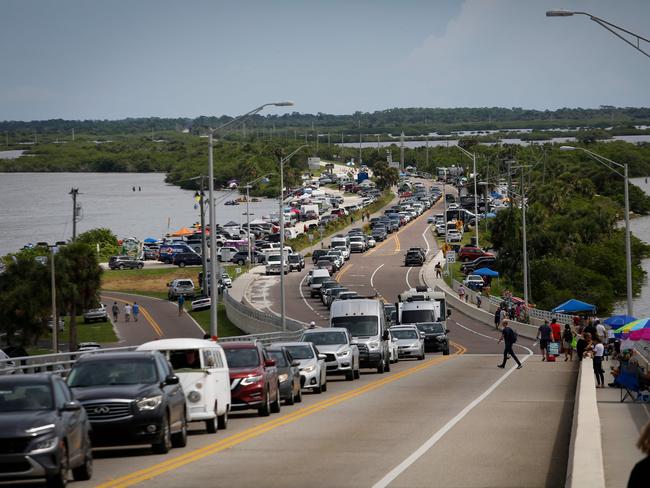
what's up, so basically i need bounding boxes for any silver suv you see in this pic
[167,279,195,300]
[301,328,360,381]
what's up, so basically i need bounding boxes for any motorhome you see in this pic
[396,286,450,326]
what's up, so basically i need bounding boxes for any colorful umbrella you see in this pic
[604,314,636,327]
[614,318,650,341]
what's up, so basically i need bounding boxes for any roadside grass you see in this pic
[43,315,119,345]
[188,306,244,337]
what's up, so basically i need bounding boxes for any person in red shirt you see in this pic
[550,318,562,342]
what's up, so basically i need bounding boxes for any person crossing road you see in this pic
[497,320,522,369]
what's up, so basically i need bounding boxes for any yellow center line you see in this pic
[103,295,163,337]
[95,346,466,488]
[336,262,353,281]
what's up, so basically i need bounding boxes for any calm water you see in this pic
[0,173,278,256]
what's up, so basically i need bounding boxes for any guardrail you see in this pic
[219,329,305,345]
[223,289,307,333]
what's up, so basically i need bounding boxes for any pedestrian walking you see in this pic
[458,284,466,302]
[178,295,185,316]
[435,262,442,278]
[475,291,482,308]
[536,320,552,361]
[494,307,501,330]
[550,318,562,343]
[497,320,522,369]
[590,336,605,387]
[111,301,120,322]
[124,303,132,322]
[132,302,139,322]
[562,324,575,362]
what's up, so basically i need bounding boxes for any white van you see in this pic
[137,338,231,433]
[310,268,331,298]
[330,236,351,260]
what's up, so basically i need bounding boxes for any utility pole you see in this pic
[69,188,79,241]
[50,245,58,353]
[521,170,529,306]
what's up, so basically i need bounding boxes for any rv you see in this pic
[396,286,450,326]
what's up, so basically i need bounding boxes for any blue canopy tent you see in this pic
[603,315,636,327]
[551,299,597,314]
[473,268,499,277]
[143,237,158,243]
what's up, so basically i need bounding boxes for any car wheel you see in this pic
[178,261,186,268]
[206,413,218,434]
[152,415,172,454]
[294,383,303,403]
[137,263,144,269]
[385,357,391,372]
[258,388,271,417]
[285,386,295,405]
[118,264,125,270]
[72,439,93,481]
[377,359,385,374]
[46,443,68,488]
[345,370,354,381]
[271,385,281,413]
[321,375,328,392]
[443,348,450,356]
[238,259,245,265]
[217,408,229,430]
[171,413,188,448]
[353,363,360,379]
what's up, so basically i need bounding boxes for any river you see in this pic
[0,173,278,256]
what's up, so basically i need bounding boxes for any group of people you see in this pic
[111,301,140,322]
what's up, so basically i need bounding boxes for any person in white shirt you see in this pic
[124,303,132,322]
[596,320,606,343]
[591,337,605,387]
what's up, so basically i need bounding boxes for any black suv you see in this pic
[67,351,187,454]
[311,249,330,264]
[404,250,425,266]
[172,251,203,267]
[231,251,266,265]
[460,255,496,275]
[108,255,144,270]
[415,322,450,355]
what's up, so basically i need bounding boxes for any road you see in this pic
[46,184,579,488]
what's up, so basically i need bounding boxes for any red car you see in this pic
[222,342,281,417]
[458,246,494,262]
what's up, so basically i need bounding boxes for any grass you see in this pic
[188,304,244,337]
[43,315,119,345]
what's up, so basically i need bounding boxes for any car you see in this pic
[366,235,376,248]
[310,268,331,297]
[138,338,231,433]
[77,342,102,352]
[458,246,494,262]
[336,291,359,301]
[405,250,425,266]
[143,246,160,260]
[0,374,93,487]
[265,346,303,405]
[191,295,211,311]
[272,342,327,393]
[415,322,450,355]
[231,251,266,265]
[168,279,195,300]
[324,250,344,269]
[389,325,425,360]
[287,253,305,272]
[48,316,65,332]
[83,303,108,323]
[384,303,397,326]
[220,273,233,288]
[311,249,330,264]
[315,259,335,275]
[265,254,289,275]
[463,274,485,291]
[172,251,203,267]
[301,328,360,381]
[372,228,387,242]
[216,246,240,262]
[221,341,281,416]
[387,330,399,364]
[461,255,497,275]
[108,255,144,270]
[67,351,188,453]
[448,203,460,210]
[322,285,346,307]
[319,280,342,304]
[447,230,462,242]
[435,223,446,236]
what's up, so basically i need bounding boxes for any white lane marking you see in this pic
[454,321,534,355]
[421,224,431,255]
[405,266,413,289]
[370,263,385,288]
[372,354,529,488]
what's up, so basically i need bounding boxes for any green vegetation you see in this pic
[45,315,118,345]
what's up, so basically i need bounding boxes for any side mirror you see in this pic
[61,400,82,411]
[318,354,327,360]
[264,359,276,367]
[446,329,450,334]
[291,360,300,367]
[165,374,180,385]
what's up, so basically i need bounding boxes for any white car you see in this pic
[366,236,376,248]
[274,342,327,393]
[220,273,232,288]
[447,230,462,242]
[191,296,211,311]
[448,203,460,210]
[388,331,399,364]
[138,338,231,433]
[390,325,425,360]
[301,328,360,381]
[463,274,485,290]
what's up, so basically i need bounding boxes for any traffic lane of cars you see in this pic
[118,354,556,488]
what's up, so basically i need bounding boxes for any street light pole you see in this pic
[560,146,633,316]
[206,101,294,339]
[50,245,58,353]
[279,144,309,331]
[455,146,479,247]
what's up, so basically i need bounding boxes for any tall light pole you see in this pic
[546,10,650,59]
[560,145,633,316]
[455,146,479,247]
[279,144,309,331]
[244,173,272,265]
[207,101,294,339]
[49,244,58,353]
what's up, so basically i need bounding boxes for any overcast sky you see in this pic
[1,0,649,121]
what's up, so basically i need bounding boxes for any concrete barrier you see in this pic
[565,358,606,488]
[223,291,306,335]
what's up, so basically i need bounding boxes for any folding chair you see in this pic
[618,369,641,402]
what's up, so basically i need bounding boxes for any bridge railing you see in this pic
[223,289,307,333]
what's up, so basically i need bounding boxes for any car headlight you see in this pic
[368,342,380,350]
[301,364,316,373]
[240,374,263,386]
[278,373,289,383]
[136,395,162,411]
[187,390,201,403]
[337,350,351,358]
[29,436,58,454]
[25,424,55,435]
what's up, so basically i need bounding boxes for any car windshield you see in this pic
[224,348,260,368]
[267,255,281,263]
[417,323,445,334]
[401,309,436,323]
[392,329,419,339]
[284,345,314,360]
[168,349,203,370]
[267,351,289,367]
[331,316,379,337]
[289,255,300,262]
[303,332,347,345]
[68,359,158,386]
[313,275,330,284]
[0,383,53,412]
